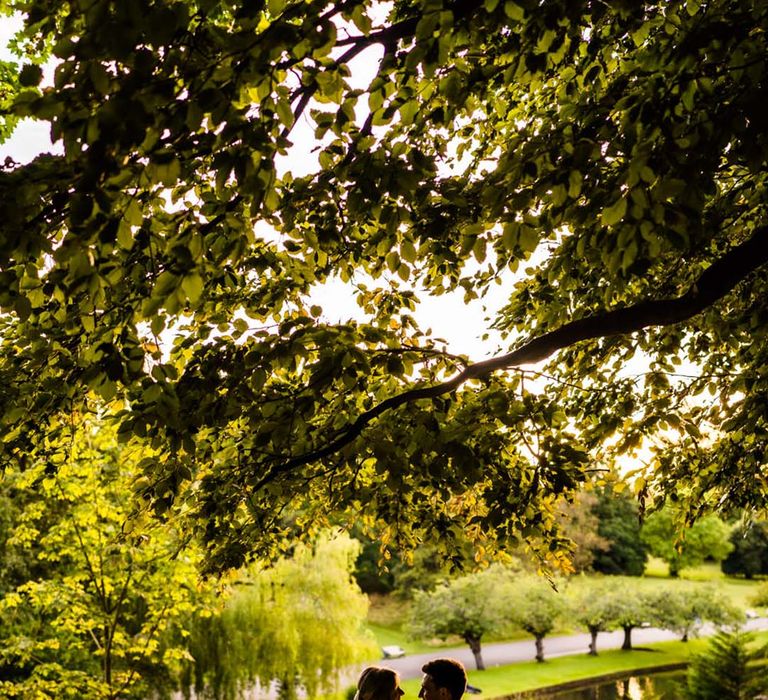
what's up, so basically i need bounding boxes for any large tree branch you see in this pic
[252,226,768,489]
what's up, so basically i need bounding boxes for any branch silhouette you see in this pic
[252,226,768,490]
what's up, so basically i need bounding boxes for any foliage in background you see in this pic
[686,629,768,700]
[181,533,376,700]
[750,582,768,608]
[352,526,399,595]
[597,587,656,652]
[555,491,610,573]
[651,587,742,642]
[722,520,768,580]
[0,421,373,699]
[591,487,648,577]
[0,427,213,700]
[571,580,625,655]
[641,507,733,577]
[510,578,568,663]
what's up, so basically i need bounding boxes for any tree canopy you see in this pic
[0,426,212,699]
[641,507,733,576]
[1,0,768,572]
[721,519,768,579]
[591,486,648,577]
[409,565,514,670]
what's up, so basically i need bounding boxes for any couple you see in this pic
[354,658,467,700]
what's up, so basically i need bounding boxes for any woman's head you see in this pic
[355,666,404,700]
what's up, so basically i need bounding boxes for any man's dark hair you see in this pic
[422,658,467,700]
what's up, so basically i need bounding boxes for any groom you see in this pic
[418,658,467,700]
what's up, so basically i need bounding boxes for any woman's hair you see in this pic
[354,666,399,700]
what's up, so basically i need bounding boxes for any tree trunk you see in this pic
[535,636,545,663]
[464,634,485,671]
[682,630,689,642]
[621,625,633,651]
[588,626,599,656]
[669,559,680,577]
[278,676,298,700]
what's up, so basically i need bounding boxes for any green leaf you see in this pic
[519,225,537,252]
[276,98,294,128]
[117,220,134,249]
[401,239,417,263]
[501,222,518,249]
[568,170,582,198]
[18,63,43,87]
[88,63,110,95]
[181,273,204,304]
[14,295,32,321]
[504,1,524,20]
[601,198,627,226]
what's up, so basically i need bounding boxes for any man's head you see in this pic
[419,658,467,700]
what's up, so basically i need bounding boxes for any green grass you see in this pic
[367,623,443,655]
[397,633,768,699]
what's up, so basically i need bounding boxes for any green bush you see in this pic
[749,582,768,608]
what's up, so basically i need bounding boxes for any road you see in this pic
[376,617,768,680]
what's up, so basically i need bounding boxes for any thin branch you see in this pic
[280,0,483,140]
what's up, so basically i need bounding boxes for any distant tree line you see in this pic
[722,521,768,579]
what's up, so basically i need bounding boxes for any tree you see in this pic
[602,587,654,652]
[0,427,215,700]
[510,577,568,663]
[556,491,610,573]
[722,520,768,579]
[686,629,768,700]
[641,507,733,577]
[651,587,742,643]
[591,486,648,577]
[2,1,768,573]
[571,581,622,656]
[181,532,377,700]
[409,566,514,670]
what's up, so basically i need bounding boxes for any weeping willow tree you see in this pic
[180,532,377,700]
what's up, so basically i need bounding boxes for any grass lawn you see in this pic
[396,632,768,699]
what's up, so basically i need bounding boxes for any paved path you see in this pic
[376,617,768,680]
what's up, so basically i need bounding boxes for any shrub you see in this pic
[686,629,768,699]
[749,582,768,608]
